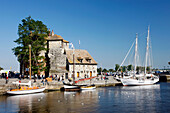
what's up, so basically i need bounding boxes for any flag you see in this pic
[70,43,74,49]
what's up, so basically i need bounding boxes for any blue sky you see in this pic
[0,0,170,71]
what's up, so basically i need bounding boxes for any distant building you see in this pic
[41,30,97,79]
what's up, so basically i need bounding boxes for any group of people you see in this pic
[49,74,65,81]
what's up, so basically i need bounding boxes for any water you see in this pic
[0,82,170,113]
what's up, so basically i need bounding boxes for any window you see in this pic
[85,57,91,63]
[77,57,83,63]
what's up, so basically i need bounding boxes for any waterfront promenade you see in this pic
[0,76,121,95]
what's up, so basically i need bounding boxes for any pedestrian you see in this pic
[101,75,103,80]
[19,74,21,80]
[53,74,56,80]
[55,74,58,80]
[58,76,60,81]
[40,74,42,79]
[45,78,49,85]
[41,79,44,85]
[6,75,8,84]
[62,74,64,81]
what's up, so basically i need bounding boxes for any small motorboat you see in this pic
[7,81,45,95]
[63,82,81,91]
[81,84,96,90]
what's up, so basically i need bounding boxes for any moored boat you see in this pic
[119,26,159,86]
[81,84,96,90]
[7,45,45,95]
[63,82,81,91]
[7,81,45,95]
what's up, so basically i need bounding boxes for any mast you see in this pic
[134,33,138,76]
[145,26,150,75]
[73,46,75,84]
[29,44,31,80]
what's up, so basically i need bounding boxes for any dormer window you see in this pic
[77,57,83,63]
[85,57,91,63]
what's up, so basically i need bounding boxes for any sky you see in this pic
[0,0,170,71]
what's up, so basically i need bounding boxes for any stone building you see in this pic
[44,30,97,79]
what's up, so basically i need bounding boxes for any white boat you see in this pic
[63,43,81,91]
[81,84,96,90]
[121,75,159,86]
[7,87,45,95]
[7,81,45,95]
[7,45,45,95]
[120,26,159,86]
[63,82,81,91]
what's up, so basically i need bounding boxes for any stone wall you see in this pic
[69,64,97,79]
[48,45,67,75]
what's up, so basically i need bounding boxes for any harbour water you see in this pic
[0,82,170,113]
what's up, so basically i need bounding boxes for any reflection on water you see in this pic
[0,90,99,113]
[0,83,170,113]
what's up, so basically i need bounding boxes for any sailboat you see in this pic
[120,26,159,86]
[63,43,81,91]
[7,45,45,95]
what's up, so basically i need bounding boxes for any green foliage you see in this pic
[97,67,102,73]
[127,64,133,71]
[109,69,114,72]
[122,66,127,72]
[12,16,49,75]
[136,66,140,72]
[146,66,151,72]
[115,64,120,71]
[0,67,3,71]
[102,68,108,73]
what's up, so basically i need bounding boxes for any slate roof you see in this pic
[66,49,97,65]
[46,34,69,43]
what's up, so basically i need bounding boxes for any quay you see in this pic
[159,73,170,82]
[0,76,121,95]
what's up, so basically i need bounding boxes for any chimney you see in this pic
[51,30,54,36]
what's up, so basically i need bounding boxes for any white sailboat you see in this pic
[120,26,159,86]
[7,45,45,95]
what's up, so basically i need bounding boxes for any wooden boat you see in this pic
[63,43,81,91]
[7,81,45,95]
[7,45,45,95]
[63,82,81,91]
[81,84,96,90]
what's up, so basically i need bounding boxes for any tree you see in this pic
[146,66,151,72]
[12,16,49,75]
[109,69,114,72]
[97,67,102,73]
[136,66,140,73]
[127,64,133,71]
[122,66,127,72]
[102,68,108,73]
[0,67,3,71]
[115,64,120,71]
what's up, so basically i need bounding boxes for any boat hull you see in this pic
[7,87,45,95]
[121,78,159,86]
[81,86,96,90]
[64,85,80,89]
[63,82,81,91]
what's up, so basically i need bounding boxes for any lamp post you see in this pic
[29,44,32,80]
